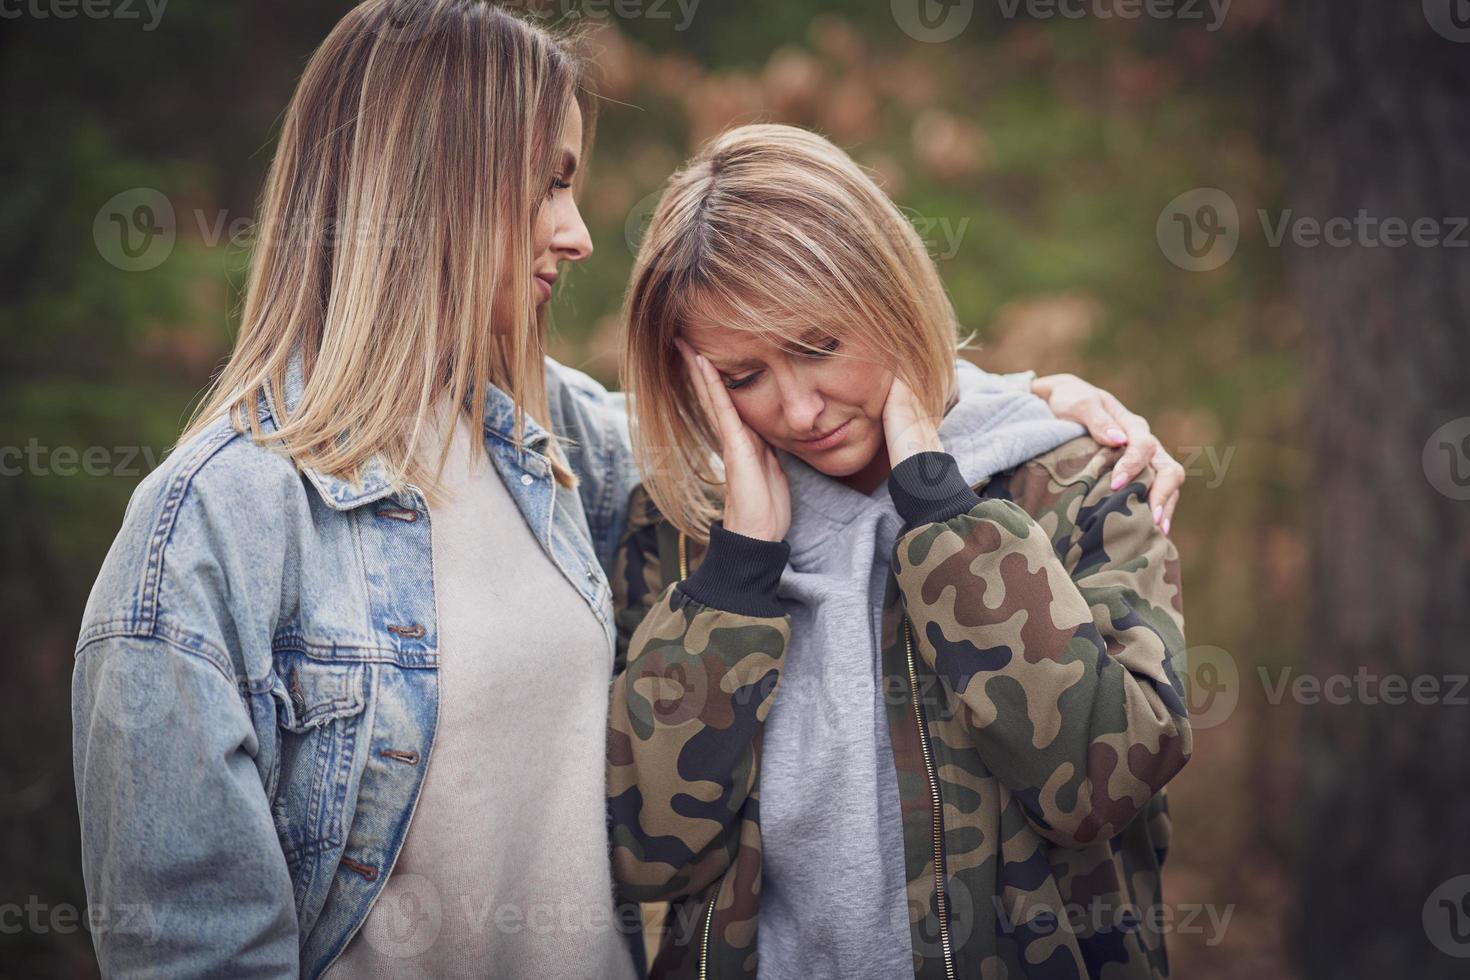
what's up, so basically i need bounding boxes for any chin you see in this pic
[794,435,881,478]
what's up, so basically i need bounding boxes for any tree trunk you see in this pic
[1289,1,1470,976]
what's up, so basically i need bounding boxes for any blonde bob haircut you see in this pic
[181,0,595,497]
[621,123,966,540]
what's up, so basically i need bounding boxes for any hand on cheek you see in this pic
[881,375,944,469]
[673,337,792,542]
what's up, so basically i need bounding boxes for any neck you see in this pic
[837,437,893,495]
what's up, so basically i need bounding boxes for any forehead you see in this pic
[560,100,583,149]
[680,319,777,355]
[678,290,833,360]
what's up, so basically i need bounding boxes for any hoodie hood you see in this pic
[778,359,1084,558]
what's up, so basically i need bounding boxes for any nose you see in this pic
[552,196,593,264]
[776,372,825,434]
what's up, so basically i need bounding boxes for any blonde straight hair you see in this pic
[621,123,967,540]
[180,0,595,498]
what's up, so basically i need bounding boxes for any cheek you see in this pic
[530,206,554,258]
[729,389,783,442]
[831,360,893,421]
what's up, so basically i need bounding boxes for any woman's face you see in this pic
[679,319,894,480]
[529,101,593,308]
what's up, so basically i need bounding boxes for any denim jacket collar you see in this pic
[259,344,554,512]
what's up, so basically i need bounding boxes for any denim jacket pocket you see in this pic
[267,651,371,931]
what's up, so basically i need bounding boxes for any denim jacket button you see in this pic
[520,473,534,486]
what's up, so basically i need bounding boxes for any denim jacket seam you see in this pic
[75,624,237,693]
[139,421,246,629]
[592,437,618,560]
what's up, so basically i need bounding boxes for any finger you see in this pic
[673,337,714,421]
[1109,415,1157,490]
[692,351,752,450]
[1161,489,1179,536]
[1068,394,1128,448]
[1148,449,1186,530]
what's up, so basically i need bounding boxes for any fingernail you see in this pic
[1111,472,1125,490]
[1153,505,1163,524]
[1106,428,1127,445]
[1163,518,1171,535]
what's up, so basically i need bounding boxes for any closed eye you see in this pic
[723,371,760,391]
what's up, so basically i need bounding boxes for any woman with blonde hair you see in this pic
[71,2,1179,977]
[72,3,646,977]
[610,124,1191,979]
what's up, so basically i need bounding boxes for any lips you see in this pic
[794,419,852,450]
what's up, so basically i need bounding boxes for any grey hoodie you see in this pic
[755,361,1085,980]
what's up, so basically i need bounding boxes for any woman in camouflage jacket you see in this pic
[606,124,1192,980]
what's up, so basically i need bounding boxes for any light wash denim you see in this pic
[71,348,640,978]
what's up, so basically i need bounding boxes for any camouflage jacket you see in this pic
[607,437,1192,979]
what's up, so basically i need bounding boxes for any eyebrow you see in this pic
[699,328,831,374]
[560,149,579,178]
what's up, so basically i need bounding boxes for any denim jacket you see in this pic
[71,350,640,978]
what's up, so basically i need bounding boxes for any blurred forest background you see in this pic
[2,1,1466,978]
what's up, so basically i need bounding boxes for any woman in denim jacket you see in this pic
[70,3,1183,977]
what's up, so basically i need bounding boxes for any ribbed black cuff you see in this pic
[676,521,790,617]
[888,452,982,527]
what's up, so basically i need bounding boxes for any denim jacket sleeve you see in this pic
[72,424,300,978]
[543,358,641,577]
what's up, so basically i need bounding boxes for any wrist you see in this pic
[887,451,982,527]
[676,521,790,617]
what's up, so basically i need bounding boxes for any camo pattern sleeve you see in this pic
[607,485,791,902]
[888,445,1191,849]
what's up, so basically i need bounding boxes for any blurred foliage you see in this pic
[1,1,1295,976]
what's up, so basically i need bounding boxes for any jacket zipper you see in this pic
[904,616,955,980]
[698,868,729,980]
